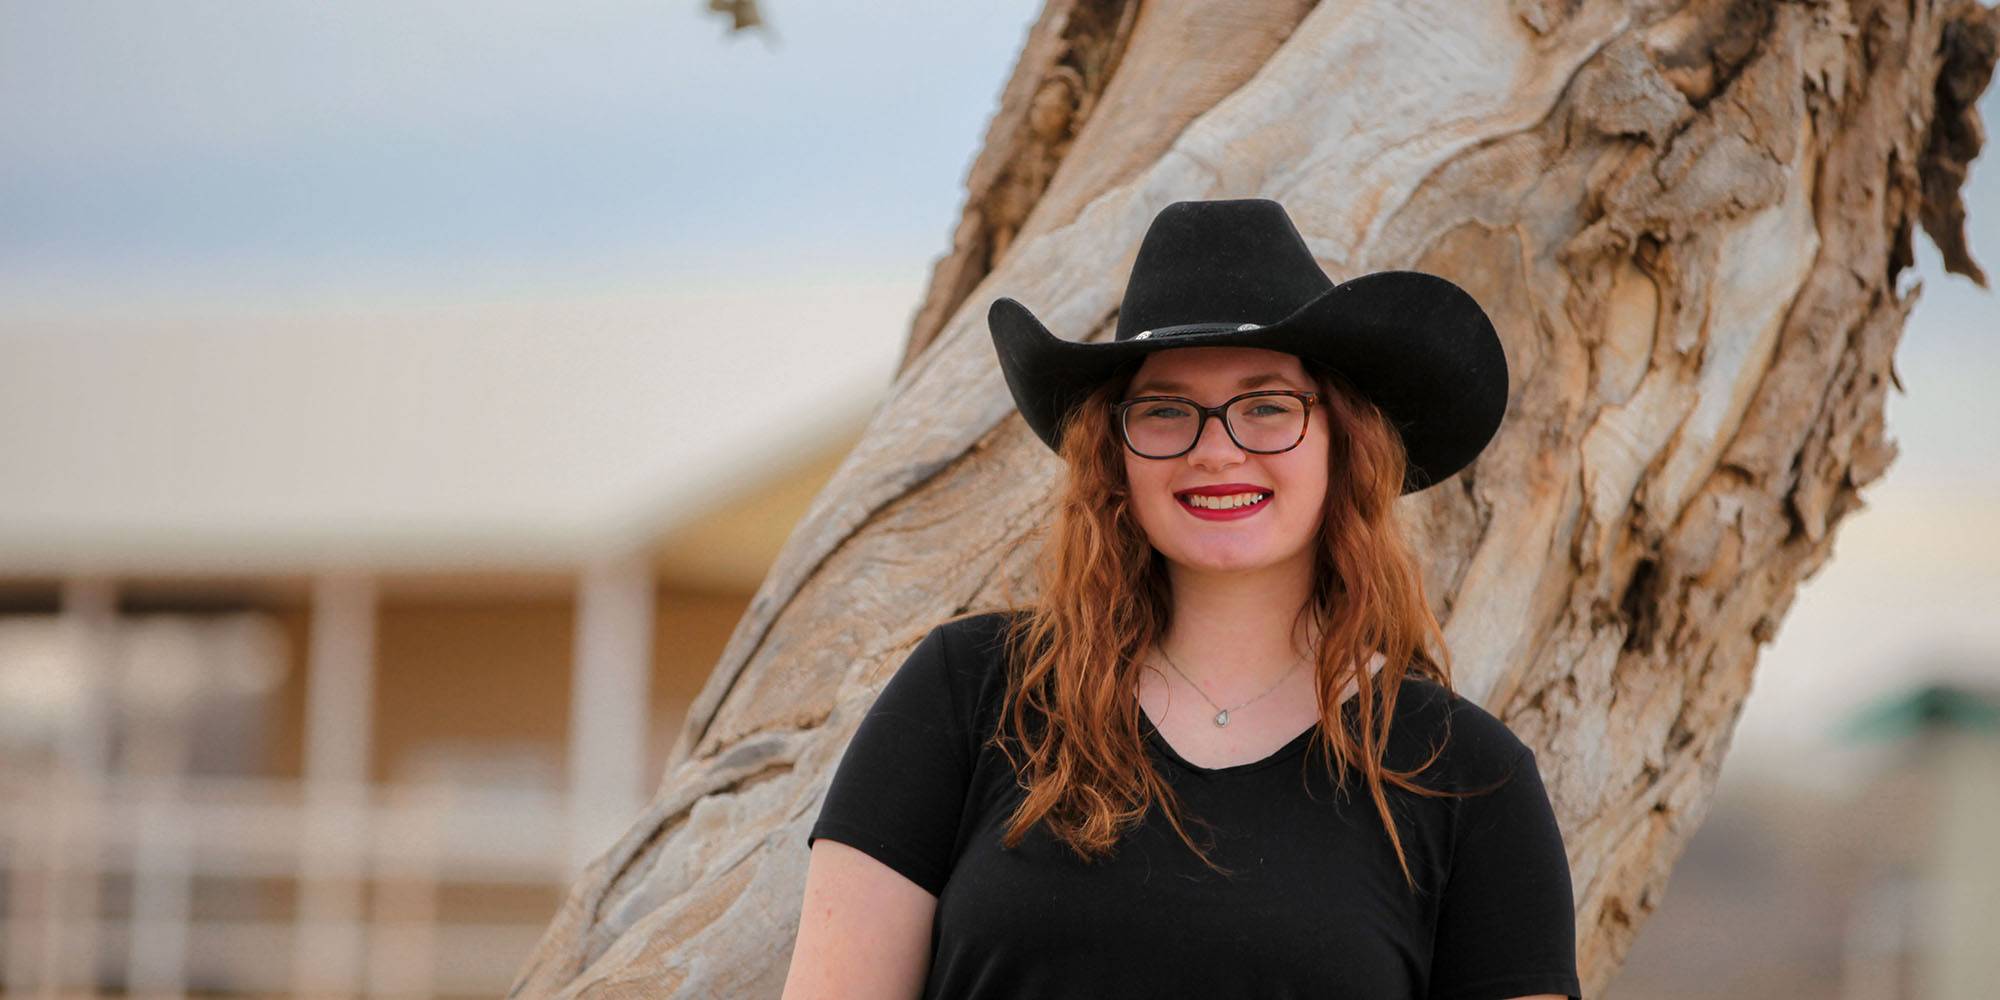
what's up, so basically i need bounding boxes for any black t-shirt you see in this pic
[806,610,1582,1000]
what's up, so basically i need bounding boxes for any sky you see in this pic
[0,0,1047,564]
[0,0,1995,784]
[0,0,1039,298]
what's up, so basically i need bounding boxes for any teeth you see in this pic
[1182,491,1269,510]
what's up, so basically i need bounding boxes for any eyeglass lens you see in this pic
[1122,394,1307,457]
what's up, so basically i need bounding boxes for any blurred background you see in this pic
[0,2,1993,997]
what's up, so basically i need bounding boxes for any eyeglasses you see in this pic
[1110,389,1320,459]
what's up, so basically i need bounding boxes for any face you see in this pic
[1118,346,1329,580]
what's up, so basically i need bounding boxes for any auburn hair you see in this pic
[981,354,1494,893]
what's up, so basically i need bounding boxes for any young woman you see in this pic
[785,199,1582,1000]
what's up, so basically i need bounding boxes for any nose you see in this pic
[1186,409,1245,468]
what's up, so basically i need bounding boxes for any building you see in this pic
[1607,673,2000,999]
[0,407,871,997]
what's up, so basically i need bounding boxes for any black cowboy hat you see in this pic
[986,198,1509,495]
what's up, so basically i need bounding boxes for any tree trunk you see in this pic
[510,0,1996,995]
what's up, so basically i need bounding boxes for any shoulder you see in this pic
[1384,676,1535,790]
[921,608,1026,678]
[907,609,1026,716]
[929,608,1026,655]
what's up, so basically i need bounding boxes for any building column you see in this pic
[1923,728,2000,999]
[27,578,118,994]
[566,551,656,875]
[123,619,203,998]
[291,574,377,999]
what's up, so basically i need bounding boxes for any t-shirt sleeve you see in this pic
[805,622,972,897]
[1428,746,1584,1000]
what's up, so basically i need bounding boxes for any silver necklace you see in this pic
[1155,640,1310,727]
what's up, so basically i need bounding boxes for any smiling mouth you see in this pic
[1177,491,1271,511]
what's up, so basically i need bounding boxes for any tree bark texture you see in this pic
[511,0,1995,995]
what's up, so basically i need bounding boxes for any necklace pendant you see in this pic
[1214,709,1230,727]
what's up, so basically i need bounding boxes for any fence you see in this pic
[1,770,573,998]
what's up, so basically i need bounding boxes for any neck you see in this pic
[1156,549,1319,696]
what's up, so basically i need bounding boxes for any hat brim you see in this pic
[987,269,1508,495]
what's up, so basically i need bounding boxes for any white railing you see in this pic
[0,770,580,998]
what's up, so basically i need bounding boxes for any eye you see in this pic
[1136,402,1192,419]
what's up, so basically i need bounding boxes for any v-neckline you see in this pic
[1139,710,1320,776]
[1137,650,1389,777]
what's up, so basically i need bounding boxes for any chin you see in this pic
[1168,540,1284,572]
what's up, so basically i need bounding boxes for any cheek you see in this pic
[1124,456,1163,493]
[1135,475,1174,517]
[1123,464,1180,524]
[1300,453,1330,492]
[1277,459,1329,509]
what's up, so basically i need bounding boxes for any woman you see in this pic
[785,199,1581,1000]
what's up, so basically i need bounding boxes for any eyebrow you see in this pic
[1127,372,1305,395]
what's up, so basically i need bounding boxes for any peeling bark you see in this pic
[511,0,1995,995]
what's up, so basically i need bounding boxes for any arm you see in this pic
[782,839,936,1000]
[786,621,974,998]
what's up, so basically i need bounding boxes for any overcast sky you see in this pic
[0,1,1995,784]
[0,0,1041,300]
[0,0,1046,560]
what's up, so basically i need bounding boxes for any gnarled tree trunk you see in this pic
[511,0,1995,995]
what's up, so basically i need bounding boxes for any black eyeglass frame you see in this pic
[1109,389,1322,459]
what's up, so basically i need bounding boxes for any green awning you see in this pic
[1835,682,2000,744]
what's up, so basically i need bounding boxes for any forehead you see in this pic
[1126,346,1310,394]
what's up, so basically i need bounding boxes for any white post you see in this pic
[292,574,377,1000]
[123,637,197,998]
[565,551,656,876]
[42,577,117,995]
[1920,728,2000,999]
[365,783,443,1000]
[3,793,51,995]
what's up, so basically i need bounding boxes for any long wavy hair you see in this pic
[985,353,1492,893]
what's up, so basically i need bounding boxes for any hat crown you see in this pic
[1115,198,1335,341]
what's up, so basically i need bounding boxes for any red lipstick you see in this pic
[1173,483,1273,521]
[1174,482,1271,497]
